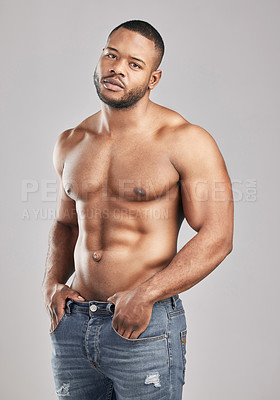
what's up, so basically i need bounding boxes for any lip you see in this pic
[103,78,124,91]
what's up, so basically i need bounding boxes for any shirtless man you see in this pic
[42,20,233,400]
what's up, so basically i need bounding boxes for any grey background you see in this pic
[1,0,279,398]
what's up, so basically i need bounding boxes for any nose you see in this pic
[109,59,126,77]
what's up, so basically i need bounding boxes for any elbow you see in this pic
[199,224,233,258]
[226,240,233,255]
[221,235,233,257]
[210,231,233,259]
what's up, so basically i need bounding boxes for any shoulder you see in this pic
[52,124,87,176]
[155,104,213,145]
[153,104,189,132]
[173,123,219,155]
[52,128,73,176]
[155,105,219,156]
[52,113,100,175]
[166,120,227,179]
[54,125,85,149]
[54,128,74,149]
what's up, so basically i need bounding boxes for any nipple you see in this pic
[92,250,102,262]
[133,187,146,197]
[65,184,71,195]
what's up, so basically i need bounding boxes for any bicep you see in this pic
[181,166,233,235]
[175,126,233,235]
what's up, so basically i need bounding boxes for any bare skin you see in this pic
[42,28,233,339]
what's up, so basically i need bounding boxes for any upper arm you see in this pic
[172,124,233,243]
[53,129,78,228]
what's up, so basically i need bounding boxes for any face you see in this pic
[94,28,161,109]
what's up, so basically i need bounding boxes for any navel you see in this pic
[92,250,102,262]
[133,187,146,197]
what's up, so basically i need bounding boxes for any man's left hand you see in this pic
[107,288,154,339]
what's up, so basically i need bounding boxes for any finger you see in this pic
[117,326,127,337]
[65,289,85,301]
[48,305,55,331]
[71,292,85,301]
[53,308,61,326]
[48,305,58,329]
[52,300,66,323]
[46,304,53,319]
[52,306,66,331]
[128,330,141,339]
[112,319,118,332]
[121,329,135,339]
[50,310,58,332]
[52,300,66,315]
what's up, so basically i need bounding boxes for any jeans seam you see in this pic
[163,303,173,399]
[85,317,94,365]
[164,304,172,368]
[70,308,89,314]
[168,310,185,318]
[180,329,187,385]
[95,317,102,364]
[106,381,114,400]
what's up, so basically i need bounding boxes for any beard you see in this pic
[93,69,150,109]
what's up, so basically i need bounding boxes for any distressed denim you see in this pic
[50,294,187,399]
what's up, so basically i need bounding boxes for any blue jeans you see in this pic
[50,294,187,399]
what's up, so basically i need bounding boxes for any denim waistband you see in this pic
[65,294,179,316]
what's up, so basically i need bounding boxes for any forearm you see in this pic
[138,227,233,303]
[42,220,78,290]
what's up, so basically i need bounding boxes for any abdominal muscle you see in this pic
[70,205,180,301]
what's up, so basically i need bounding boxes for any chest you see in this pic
[62,136,179,202]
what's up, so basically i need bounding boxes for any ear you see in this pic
[148,70,162,90]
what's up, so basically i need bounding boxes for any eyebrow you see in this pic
[105,46,146,65]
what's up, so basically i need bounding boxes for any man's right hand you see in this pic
[42,283,85,332]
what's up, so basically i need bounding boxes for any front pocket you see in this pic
[111,322,167,343]
[49,311,67,335]
[110,305,169,344]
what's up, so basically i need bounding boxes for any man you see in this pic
[42,20,233,400]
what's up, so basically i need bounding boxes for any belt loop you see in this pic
[171,296,176,310]
[65,299,73,316]
[106,303,115,314]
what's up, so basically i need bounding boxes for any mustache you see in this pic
[102,74,126,88]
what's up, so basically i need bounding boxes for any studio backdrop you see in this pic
[0,0,279,399]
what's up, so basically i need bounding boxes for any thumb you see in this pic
[107,293,116,303]
[70,291,85,301]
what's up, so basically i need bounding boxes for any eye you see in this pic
[106,53,116,59]
[130,62,141,69]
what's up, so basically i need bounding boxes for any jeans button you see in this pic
[90,304,98,312]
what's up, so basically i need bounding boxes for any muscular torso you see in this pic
[63,107,187,300]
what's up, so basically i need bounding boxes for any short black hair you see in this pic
[108,20,165,70]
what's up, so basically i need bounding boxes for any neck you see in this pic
[98,96,154,137]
